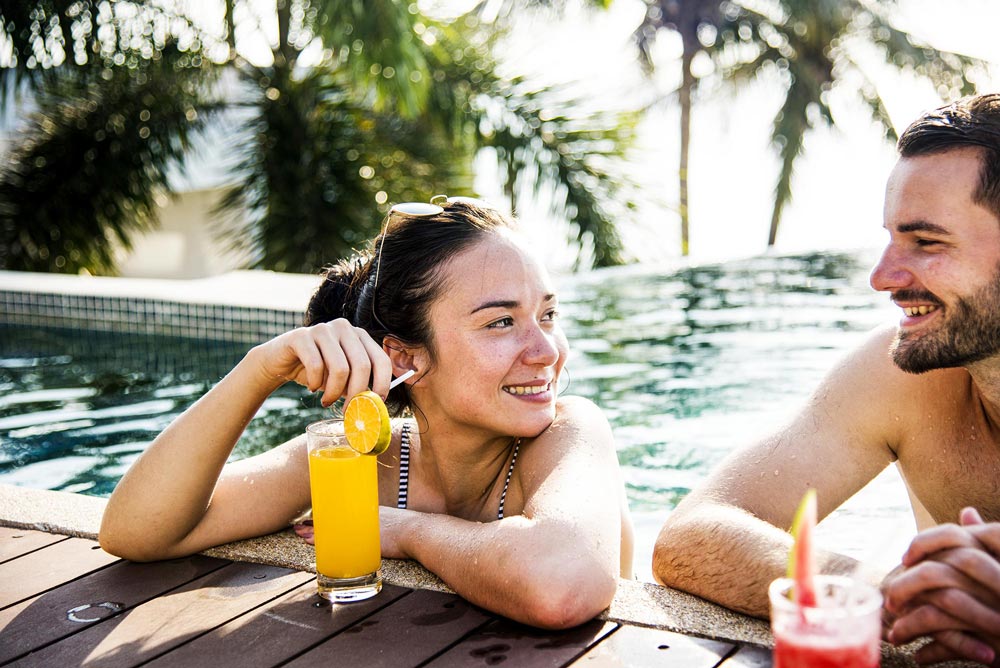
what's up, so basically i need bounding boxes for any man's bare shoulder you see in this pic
[833,324,969,407]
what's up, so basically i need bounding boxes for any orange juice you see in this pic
[308,445,381,579]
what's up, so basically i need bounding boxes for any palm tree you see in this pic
[0,3,220,274]
[0,0,639,274]
[633,0,985,254]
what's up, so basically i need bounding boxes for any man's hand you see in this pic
[883,508,1000,665]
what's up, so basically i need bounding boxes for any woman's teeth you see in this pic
[504,384,548,396]
[903,305,937,317]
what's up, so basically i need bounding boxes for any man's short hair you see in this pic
[897,94,1000,221]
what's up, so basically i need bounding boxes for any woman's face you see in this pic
[414,232,569,440]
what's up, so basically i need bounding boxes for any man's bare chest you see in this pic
[897,421,1000,524]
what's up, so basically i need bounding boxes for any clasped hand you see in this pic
[882,507,1000,665]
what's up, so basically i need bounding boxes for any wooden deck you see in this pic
[0,527,773,667]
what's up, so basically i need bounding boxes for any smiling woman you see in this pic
[98,198,635,630]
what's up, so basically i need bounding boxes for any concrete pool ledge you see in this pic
[1,483,931,666]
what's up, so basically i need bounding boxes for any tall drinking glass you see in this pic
[769,575,882,668]
[306,419,382,602]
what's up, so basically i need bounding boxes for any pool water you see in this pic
[0,250,913,580]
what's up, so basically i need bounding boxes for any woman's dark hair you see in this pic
[304,199,515,415]
[897,94,1000,220]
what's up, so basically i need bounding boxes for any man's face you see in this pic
[870,147,1000,374]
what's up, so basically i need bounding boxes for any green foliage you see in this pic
[0,44,218,273]
[1,0,640,275]
[217,65,469,273]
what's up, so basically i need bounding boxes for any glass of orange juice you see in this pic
[306,419,382,602]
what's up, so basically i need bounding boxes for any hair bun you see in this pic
[304,256,371,326]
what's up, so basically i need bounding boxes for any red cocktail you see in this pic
[770,576,882,668]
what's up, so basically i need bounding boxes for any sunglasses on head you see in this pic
[370,195,496,330]
[387,195,494,219]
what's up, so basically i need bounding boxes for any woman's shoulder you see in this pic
[522,395,614,459]
[553,395,610,428]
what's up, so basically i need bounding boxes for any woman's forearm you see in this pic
[396,510,618,629]
[99,349,283,559]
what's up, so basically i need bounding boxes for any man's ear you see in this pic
[383,336,424,381]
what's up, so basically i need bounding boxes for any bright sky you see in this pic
[478,0,1000,267]
[178,0,1000,268]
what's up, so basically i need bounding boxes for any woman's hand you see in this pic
[293,520,315,545]
[293,508,410,559]
[251,319,393,406]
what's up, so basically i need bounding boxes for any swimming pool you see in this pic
[0,250,911,580]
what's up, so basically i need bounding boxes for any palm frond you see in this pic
[217,65,469,274]
[310,0,432,117]
[0,43,220,273]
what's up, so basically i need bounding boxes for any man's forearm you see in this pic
[653,502,861,618]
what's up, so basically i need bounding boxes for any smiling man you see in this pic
[653,94,1000,666]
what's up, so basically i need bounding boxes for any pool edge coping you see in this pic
[2,483,939,665]
[0,483,775,647]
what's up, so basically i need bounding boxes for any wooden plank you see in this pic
[0,554,228,664]
[425,617,617,668]
[286,589,493,668]
[571,625,736,667]
[11,562,314,668]
[717,644,773,667]
[0,536,119,608]
[0,527,68,563]
[145,583,412,668]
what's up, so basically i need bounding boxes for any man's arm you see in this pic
[653,327,902,617]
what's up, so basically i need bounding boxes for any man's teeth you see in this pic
[903,305,938,317]
[504,384,548,396]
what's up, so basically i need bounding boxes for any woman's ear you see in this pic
[383,336,424,381]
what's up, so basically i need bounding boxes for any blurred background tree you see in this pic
[633,0,986,256]
[0,0,639,274]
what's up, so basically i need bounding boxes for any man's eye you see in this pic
[487,317,514,329]
[915,238,940,247]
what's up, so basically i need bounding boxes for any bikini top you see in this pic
[396,422,519,520]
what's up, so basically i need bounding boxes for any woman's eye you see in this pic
[487,316,514,329]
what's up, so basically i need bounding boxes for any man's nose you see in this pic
[870,245,912,293]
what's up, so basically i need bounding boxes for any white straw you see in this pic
[389,369,416,390]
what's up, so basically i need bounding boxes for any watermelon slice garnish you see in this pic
[787,488,817,607]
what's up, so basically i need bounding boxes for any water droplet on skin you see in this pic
[774,470,779,476]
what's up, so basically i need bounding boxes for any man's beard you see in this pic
[890,267,1000,374]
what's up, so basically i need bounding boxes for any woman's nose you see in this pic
[523,324,561,366]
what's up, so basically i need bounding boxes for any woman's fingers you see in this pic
[337,325,375,403]
[287,334,326,392]
[292,522,315,545]
[312,324,351,406]
[359,329,393,399]
[271,320,391,405]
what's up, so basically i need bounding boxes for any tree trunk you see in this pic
[224,0,237,61]
[678,45,695,257]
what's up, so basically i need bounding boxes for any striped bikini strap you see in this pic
[396,423,520,521]
[397,422,411,509]
[497,438,520,521]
